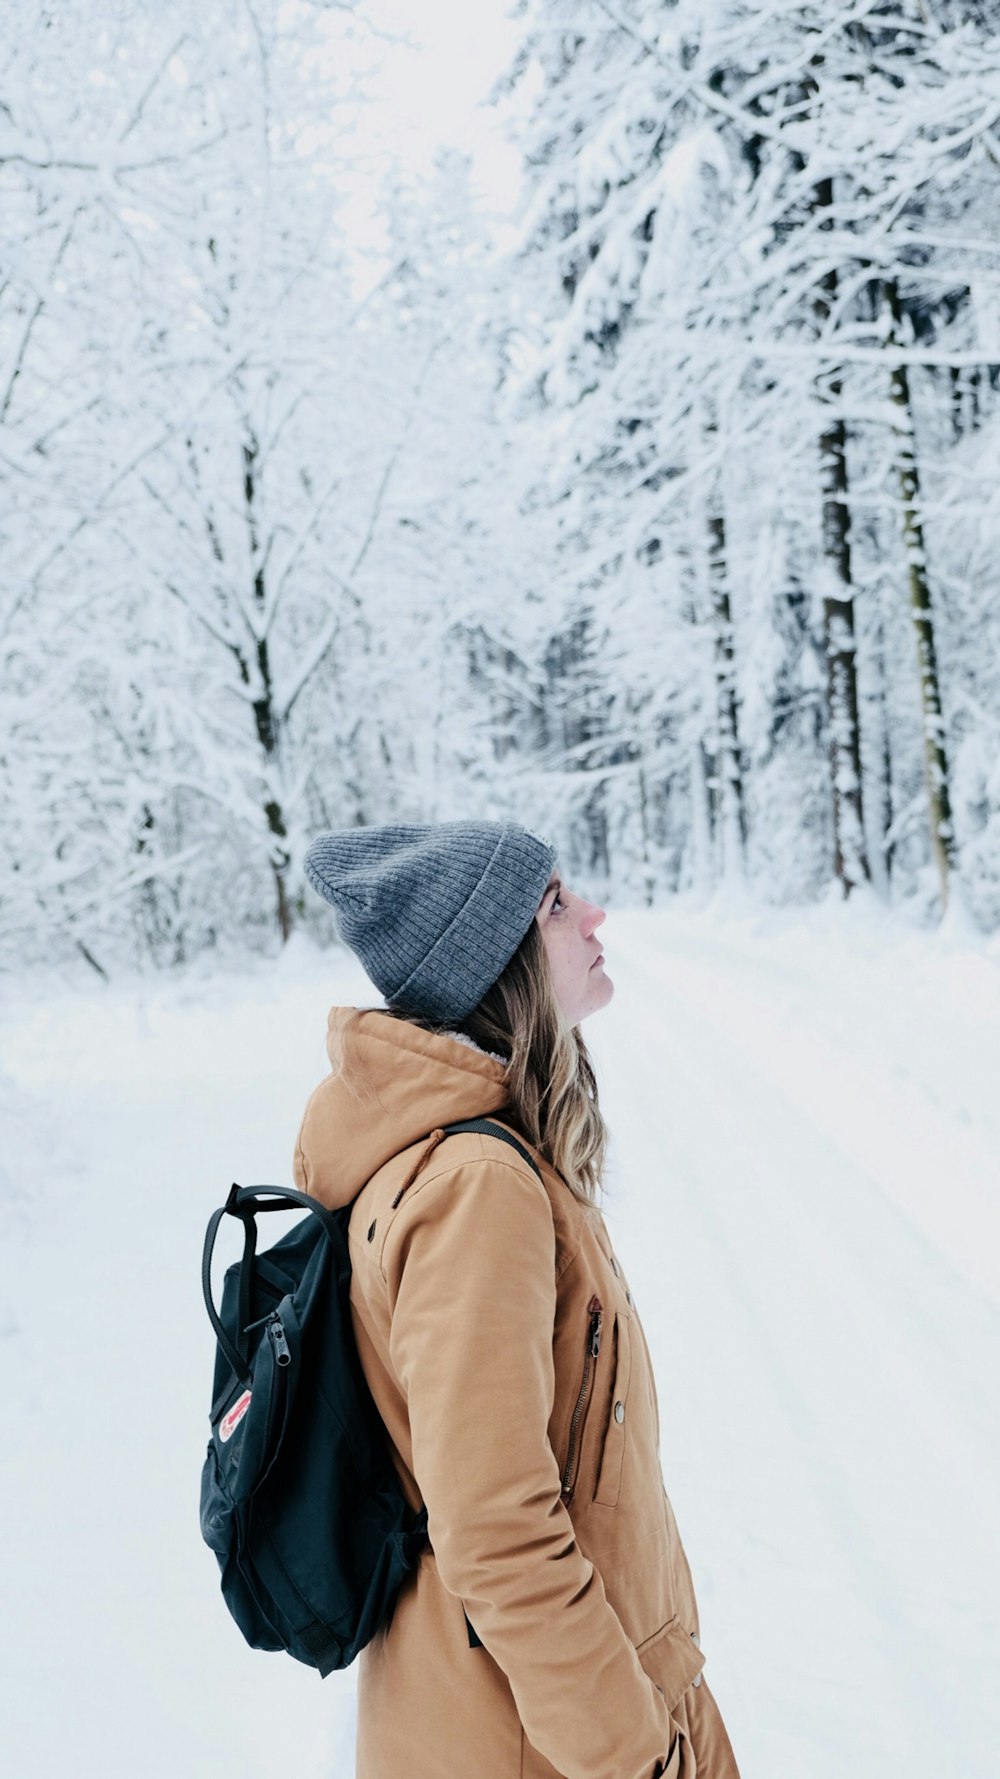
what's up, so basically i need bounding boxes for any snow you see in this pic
[3,904,999,1777]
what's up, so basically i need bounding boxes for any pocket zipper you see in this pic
[244,1307,293,1370]
[266,1313,292,1368]
[561,1295,603,1503]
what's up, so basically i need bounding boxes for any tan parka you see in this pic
[293,1007,740,1779]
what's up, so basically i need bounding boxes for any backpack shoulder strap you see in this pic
[438,1117,543,1182]
[387,1118,545,1214]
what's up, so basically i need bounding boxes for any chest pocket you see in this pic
[594,1310,632,1506]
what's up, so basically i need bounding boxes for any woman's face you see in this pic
[535,868,613,1026]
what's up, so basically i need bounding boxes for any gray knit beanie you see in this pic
[303,820,556,1023]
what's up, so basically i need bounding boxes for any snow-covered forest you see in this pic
[3,0,1000,966]
[5,12,1000,1778]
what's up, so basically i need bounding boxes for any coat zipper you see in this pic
[561,1295,603,1503]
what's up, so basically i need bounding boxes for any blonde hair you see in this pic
[339,920,608,1203]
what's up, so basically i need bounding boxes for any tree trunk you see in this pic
[818,387,868,893]
[885,279,957,908]
[697,407,743,878]
[871,601,895,893]
[635,761,655,907]
[688,740,714,897]
[242,431,293,942]
[813,177,869,895]
[706,495,747,881]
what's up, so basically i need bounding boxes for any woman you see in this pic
[294,820,740,1779]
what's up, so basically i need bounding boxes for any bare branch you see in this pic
[117,34,191,143]
[0,352,253,646]
[280,611,341,724]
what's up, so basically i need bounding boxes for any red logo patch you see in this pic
[219,1389,252,1443]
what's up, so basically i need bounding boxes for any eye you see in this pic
[551,890,565,912]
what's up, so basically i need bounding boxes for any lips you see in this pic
[590,954,605,969]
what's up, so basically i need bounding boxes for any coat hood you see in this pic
[292,1005,510,1210]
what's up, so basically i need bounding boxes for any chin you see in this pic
[577,971,614,1023]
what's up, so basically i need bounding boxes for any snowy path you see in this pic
[3,910,999,1777]
[595,911,1000,1778]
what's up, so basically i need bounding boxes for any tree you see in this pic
[1,3,530,965]
[497,0,1000,917]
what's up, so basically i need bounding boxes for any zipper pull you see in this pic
[588,1296,603,1358]
[267,1314,292,1368]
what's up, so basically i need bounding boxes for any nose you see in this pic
[581,898,606,936]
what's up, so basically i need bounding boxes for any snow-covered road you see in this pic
[3,906,999,1777]
[598,910,1000,1777]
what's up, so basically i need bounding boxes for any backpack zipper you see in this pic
[266,1313,292,1368]
[244,1306,293,1370]
[560,1296,603,1503]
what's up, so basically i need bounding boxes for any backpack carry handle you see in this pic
[202,1183,342,1384]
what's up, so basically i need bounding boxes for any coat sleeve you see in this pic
[381,1153,680,1779]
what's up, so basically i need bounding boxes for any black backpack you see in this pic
[199,1115,542,1675]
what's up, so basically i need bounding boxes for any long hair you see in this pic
[338,919,608,1204]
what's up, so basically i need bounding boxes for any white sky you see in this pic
[332,0,529,284]
[360,0,524,196]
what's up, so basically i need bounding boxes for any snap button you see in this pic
[614,1400,625,1423]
